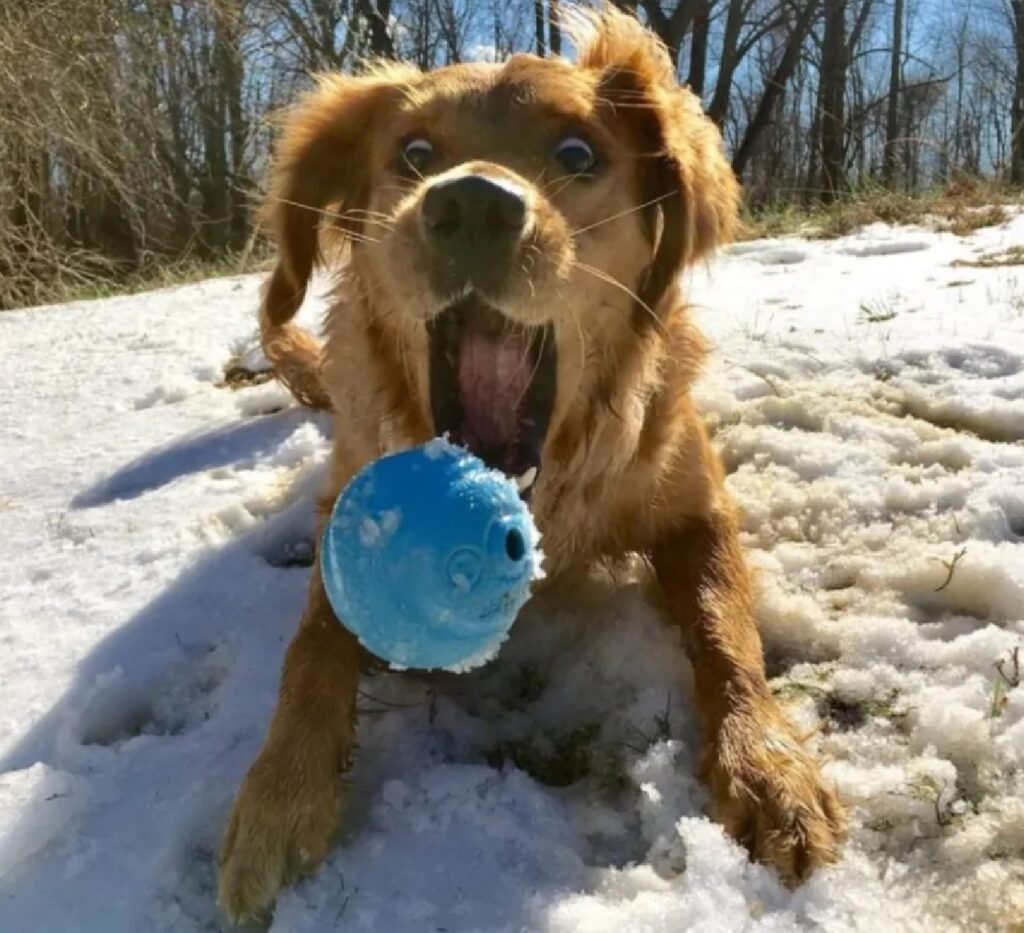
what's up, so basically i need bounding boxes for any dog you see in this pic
[217,8,846,923]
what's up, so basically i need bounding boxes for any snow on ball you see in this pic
[320,438,544,672]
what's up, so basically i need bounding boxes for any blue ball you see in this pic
[320,439,543,671]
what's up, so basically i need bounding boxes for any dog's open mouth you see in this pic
[428,296,556,498]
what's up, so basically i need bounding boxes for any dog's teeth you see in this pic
[515,467,538,492]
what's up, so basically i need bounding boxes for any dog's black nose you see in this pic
[422,175,528,243]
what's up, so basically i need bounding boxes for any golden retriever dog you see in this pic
[217,7,845,922]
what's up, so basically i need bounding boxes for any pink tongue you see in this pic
[457,327,532,449]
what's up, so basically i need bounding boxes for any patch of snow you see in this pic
[750,247,809,266]
[0,765,89,881]
[423,434,459,459]
[233,379,294,416]
[840,240,932,258]
[2,218,1024,931]
[135,377,201,410]
[443,632,508,673]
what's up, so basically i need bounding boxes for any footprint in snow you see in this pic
[750,247,808,266]
[839,240,931,258]
[134,378,200,410]
[75,642,233,748]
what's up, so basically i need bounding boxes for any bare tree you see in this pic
[257,0,356,73]
[687,0,712,94]
[638,0,702,64]
[549,0,562,56]
[733,0,821,178]
[708,1,792,126]
[1010,0,1024,182]
[819,0,848,199]
[3,0,1023,311]
[883,0,905,184]
[356,0,396,57]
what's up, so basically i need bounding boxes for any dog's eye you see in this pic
[402,138,434,174]
[554,136,597,176]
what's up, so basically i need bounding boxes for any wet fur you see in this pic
[218,8,845,923]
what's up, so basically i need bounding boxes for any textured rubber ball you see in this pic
[320,439,544,671]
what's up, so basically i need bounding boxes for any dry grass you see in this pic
[58,251,273,306]
[740,179,1021,243]
[8,182,1020,311]
[221,359,274,391]
[952,245,1024,268]
[2,248,273,312]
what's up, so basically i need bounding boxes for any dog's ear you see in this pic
[262,68,415,327]
[571,8,740,313]
[259,67,416,406]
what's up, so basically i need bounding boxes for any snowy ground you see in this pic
[2,216,1023,932]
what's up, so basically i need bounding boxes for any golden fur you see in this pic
[218,8,845,923]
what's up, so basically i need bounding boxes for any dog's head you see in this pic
[263,8,739,494]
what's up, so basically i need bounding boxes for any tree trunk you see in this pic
[687,0,710,95]
[806,80,824,200]
[847,0,874,58]
[1011,1,1024,185]
[819,0,848,201]
[882,0,904,186]
[534,0,546,56]
[640,0,700,69]
[196,14,229,254]
[708,0,747,125]
[549,0,562,56]
[357,0,395,58]
[215,1,249,250]
[953,23,965,171]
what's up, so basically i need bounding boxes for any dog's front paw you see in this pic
[218,743,346,925]
[703,707,846,884]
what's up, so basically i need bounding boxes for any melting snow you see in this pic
[2,219,1024,931]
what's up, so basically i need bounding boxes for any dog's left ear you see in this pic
[573,8,740,311]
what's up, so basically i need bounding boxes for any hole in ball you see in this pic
[505,529,525,562]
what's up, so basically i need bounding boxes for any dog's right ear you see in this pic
[260,67,417,407]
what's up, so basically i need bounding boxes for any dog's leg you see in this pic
[650,506,846,883]
[217,568,359,924]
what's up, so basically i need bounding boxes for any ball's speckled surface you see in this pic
[320,439,543,671]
